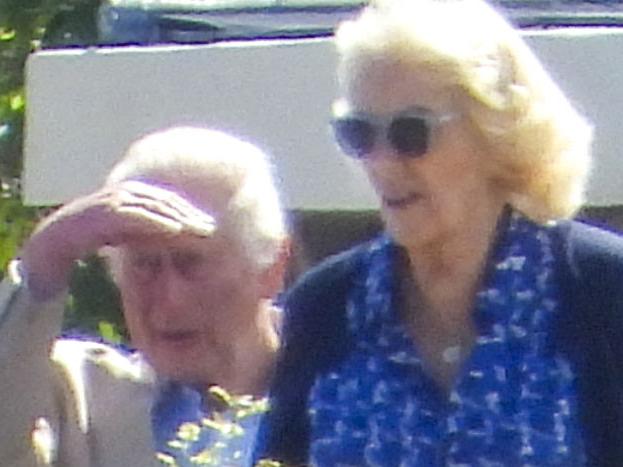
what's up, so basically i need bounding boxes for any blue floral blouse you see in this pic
[308,212,586,466]
[151,381,262,466]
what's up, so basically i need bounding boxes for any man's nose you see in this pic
[151,260,193,321]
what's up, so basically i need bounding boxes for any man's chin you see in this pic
[147,349,207,383]
[155,363,207,386]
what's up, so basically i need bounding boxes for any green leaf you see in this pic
[155,452,178,466]
[97,320,123,345]
[255,460,283,467]
[9,92,24,112]
[0,29,16,41]
[166,439,187,450]
[176,422,201,442]
[207,385,233,407]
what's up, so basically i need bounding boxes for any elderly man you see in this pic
[0,127,289,466]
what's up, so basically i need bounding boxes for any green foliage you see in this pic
[0,0,100,181]
[0,192,38,278]
[64,255,127,341]
[0,0,126,343]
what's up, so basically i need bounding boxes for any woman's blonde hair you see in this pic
[335,0,592,222]
[106,126,287,268]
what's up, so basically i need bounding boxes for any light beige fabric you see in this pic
[0,263,161,467]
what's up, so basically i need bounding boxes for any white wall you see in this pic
[23,28,623,208]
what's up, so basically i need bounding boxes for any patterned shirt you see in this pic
[151,381,262,466]
[308,212,586,466]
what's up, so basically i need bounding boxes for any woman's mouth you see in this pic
[157,330,199,346]
[383,192,421,209]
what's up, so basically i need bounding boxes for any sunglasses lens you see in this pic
[389,116,429,156]
[332,118,375,158]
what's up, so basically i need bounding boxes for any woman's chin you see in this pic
[384,211,436,250]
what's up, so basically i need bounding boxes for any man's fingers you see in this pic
[113,199,216,237]
[115,205,184,234]
[110,181,217,237]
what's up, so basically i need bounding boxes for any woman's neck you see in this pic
[404,202,506,319]
[400,203,507,392]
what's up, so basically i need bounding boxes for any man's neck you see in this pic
[202,301,281,397]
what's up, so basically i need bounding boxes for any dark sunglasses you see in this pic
[331,107,457,159]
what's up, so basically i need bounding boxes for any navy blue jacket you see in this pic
[258,221,623,466]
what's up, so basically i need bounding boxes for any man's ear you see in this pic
[259,237,291,299]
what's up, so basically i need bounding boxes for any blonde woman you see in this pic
[258,0,623,465]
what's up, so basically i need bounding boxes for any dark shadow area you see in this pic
[578,205,623,233]
[285,209,382,283]
[286,205,623,283]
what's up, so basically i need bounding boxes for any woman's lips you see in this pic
[157,330,199,346]
[383,192,421,209]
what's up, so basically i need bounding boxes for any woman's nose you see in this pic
[363,145,408,172]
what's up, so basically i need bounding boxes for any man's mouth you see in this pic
[382,192,421,209]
